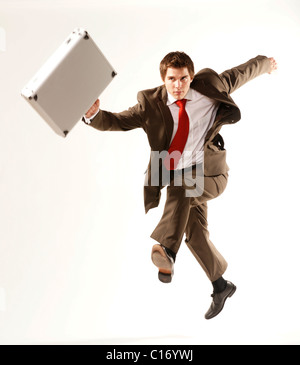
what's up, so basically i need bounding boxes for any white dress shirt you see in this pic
[167,88,219,170]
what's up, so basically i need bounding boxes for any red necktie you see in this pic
[164,99,189,170]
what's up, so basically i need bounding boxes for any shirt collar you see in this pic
[166,88,193,106]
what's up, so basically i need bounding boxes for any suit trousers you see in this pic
[150,165,228,282]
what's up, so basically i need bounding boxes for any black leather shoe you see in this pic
[205,281,236,320]
[151,244,174,283]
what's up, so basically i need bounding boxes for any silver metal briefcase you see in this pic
[21,27,117,137]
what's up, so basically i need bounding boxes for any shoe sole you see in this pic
[205,284,237,320]
[151,244,173,283]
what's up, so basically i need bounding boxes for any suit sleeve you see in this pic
[219,55,271,94]
[88,91,146,132]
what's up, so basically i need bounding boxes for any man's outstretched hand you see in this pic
[268,57,278,74]
[85,99,100,118]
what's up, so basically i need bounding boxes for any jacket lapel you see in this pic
[157,86,174,149]
[191,76,241,142]
[191,77,237,108]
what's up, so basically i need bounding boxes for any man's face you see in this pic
[163,67,193,100]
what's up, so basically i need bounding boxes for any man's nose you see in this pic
[175,80,181,88]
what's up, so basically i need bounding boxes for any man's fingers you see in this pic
[268,57,278,74]
[85,99,100,118]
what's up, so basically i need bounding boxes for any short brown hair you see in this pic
[160,51,194,80]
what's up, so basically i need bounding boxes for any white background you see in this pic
[0,0,300,344]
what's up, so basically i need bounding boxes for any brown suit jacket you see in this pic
[89,55,270,213]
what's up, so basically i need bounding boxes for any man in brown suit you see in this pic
[84,53,277,319]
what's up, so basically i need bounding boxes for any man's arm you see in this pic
[219,55,277,94]
[83,92,146,132]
